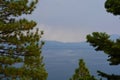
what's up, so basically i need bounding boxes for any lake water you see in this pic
[42,47,120,80]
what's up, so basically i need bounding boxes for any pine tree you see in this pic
[0,0,48,79]
[97,71,120,80]
[86,32,120,80]
[86,32,120,65]
[70,59,96,80]
[105,0,120,15]
[86,0,120,80]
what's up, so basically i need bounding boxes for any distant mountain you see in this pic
[42,34,120,49]
[43,40,93,49]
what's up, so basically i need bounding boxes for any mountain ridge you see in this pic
[42,34,120,49]
[43,40,92,49]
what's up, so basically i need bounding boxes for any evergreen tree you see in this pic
[86,32,120,65]
[86,32,120,80]
[0,0,48,79]
[86,0,120,80]
[105,0,120,15]
[69,59,96,80]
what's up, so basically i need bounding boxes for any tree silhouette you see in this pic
[97,71,120,80]
[0,0,48,80]
[105,0,120,15]
[69,59,96,80]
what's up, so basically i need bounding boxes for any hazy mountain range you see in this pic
[43,40,91,48]
[43,34,120,49]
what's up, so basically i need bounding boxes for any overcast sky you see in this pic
[28,0,120,42]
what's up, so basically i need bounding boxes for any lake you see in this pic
[42,44,120,80]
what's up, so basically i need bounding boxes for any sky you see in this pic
[27,0,120,42]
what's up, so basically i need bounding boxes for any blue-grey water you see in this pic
[42,46,120,80]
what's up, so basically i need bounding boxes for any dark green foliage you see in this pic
[97,71,120,80]
[86,32,120,65]
[86,1,120,80]
[0,0,38,22]
[105,0,120,15]
[0,0,48,80]
[86,32,112,52]
[70,59,96,80]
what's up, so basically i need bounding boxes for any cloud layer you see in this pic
[37,24,87,42]
[26,0,120,42]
